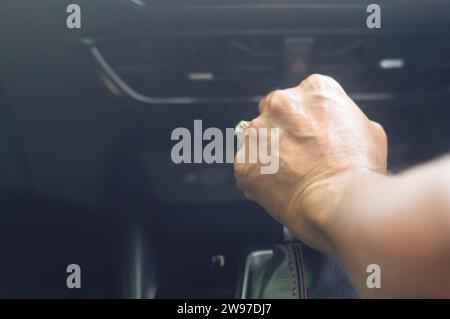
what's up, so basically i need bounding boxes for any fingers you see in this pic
[235,120,251,151]
[258,91,272,114]
[235,117,261,163]
[299,73,345,93]
[258,89,298,118]
[259,74,342,115]
[258,74,324,115]
[234,126,252,190]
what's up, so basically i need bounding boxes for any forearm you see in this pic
[290,157,450,298]
[233,74,450,297]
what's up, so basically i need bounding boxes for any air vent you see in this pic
[309,35,450,95]
[90,34,450,104]
[93,36,284,102]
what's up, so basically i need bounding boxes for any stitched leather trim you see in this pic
[291,243,307,299]
[297,243,309,299]
[286,244,300,299]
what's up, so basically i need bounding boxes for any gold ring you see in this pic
[234,120,251,135]
[235,120,251,150]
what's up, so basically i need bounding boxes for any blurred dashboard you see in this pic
[1,0,450,298]
[1,0,450,206]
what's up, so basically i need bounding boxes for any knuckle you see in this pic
[303,74,342,92]
[265,90,288,115]
[249,117,264,130]
[308,92,332,111]
[371,121,386,137]
[258,96,268,113]
[306,73,327,83]
[311,92,329,103]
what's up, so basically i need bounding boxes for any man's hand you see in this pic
[234,74,450,298]
[234,74,387,253]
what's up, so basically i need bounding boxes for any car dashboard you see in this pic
[0,0,450,298]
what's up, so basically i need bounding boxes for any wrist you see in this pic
[286,168,386,258]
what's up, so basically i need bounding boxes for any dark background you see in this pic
[0,0,449,298]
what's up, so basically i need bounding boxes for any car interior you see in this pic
[1,0,450,298]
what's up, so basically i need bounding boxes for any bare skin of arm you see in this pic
[234,74,450,298]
